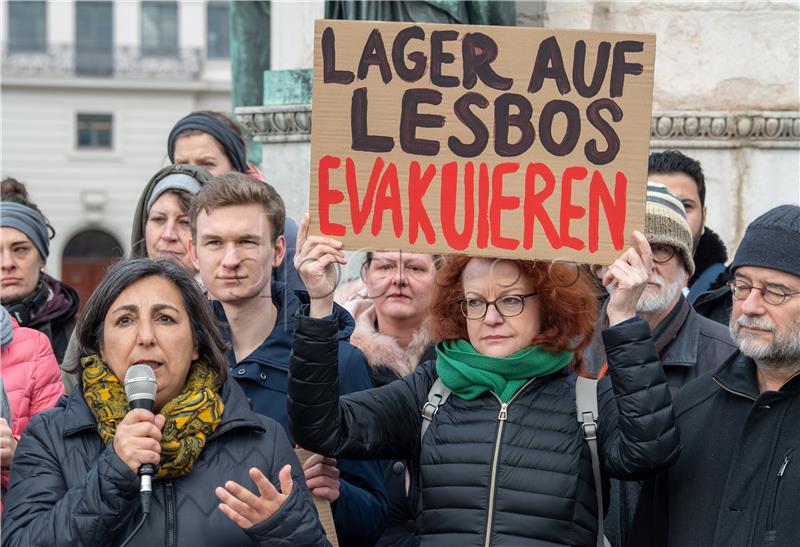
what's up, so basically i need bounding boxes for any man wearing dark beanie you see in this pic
[631,204,800,547]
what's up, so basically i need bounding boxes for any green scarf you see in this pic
[82,355,224,478]
[435,339,574,403]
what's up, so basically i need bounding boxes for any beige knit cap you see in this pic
[645,181,695,276]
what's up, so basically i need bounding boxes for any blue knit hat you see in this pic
[731,204,800,278]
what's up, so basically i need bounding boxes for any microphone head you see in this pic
[124,364,158,410]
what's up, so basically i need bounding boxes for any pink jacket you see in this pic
[1,318,63,490]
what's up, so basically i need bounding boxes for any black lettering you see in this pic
[610,41,644,98]
[573,40,611,98]
[494,93,535,157]
[430,30,460,88]
[322,26,355,84]
[400,89,445,156]
[351,88,394,152]
[527,36,571,95]
[462,32,513,91]
[392,26,426,82]
[357,29,392,83]
[538,100,581,156]
[449,92,490,158]
[585,98,623,165]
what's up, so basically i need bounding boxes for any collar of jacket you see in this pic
[658,302,703,368]
[60,375,266,439]
[713,351,800,401]
[212,281,357,369]
[690,227,729,286]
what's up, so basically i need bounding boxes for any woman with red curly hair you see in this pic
[288,216,679,547]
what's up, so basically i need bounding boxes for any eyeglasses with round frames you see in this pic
[728,279,800,306]
[459,293,538,320]
[651,244,676,264]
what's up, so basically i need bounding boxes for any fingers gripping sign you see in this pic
[295,213,348,318]
[216,465,294,529]
[603,230,654,326]
[303,453,341,503]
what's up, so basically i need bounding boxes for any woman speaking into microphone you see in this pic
[1,259,328,546]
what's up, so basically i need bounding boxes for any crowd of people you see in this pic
[1,110,799,547]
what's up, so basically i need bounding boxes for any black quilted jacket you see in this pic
[288,311,680,547]
[2,377,329,547]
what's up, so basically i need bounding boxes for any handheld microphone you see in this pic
[124,364,158,515]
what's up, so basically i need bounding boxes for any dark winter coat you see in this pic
[346,300,436,547]
[631,352,800,547]
[686,227,728,304]
[585,300,738,396]
[1,376,329,547]
[584,299,737,546]
[693,273,733,327]
[214,283,389,547]
[288,310,680,547]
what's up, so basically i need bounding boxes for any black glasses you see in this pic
[728,279,800,306]
[459,293,538,320]
[651,244,676,264]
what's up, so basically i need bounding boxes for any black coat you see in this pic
[2,377,329,547]
[630,352,800,547]
[288,310,680,546]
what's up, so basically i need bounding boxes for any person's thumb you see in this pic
[279,464,293,496]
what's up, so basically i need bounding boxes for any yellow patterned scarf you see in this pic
[82,355,224,478]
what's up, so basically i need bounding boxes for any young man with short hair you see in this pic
[648,150,730,308]
[190,173,388,546]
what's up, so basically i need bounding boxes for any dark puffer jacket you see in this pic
[288,311,680,546]
[2,376,329,547]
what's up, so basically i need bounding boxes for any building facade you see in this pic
[1,0,232,305]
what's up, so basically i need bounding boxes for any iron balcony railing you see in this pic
[2,43,204,80]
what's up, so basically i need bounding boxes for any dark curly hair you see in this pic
[430,256,598,375]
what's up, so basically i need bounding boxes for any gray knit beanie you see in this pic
[731,204,800,278]
[645,181,695,276]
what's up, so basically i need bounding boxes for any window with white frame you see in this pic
[77,113,113,150]
[141,1,178,57]
[8,1,47,53]
[207,2,229,59]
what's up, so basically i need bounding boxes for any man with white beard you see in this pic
[585,182,737,547]
[631,204,800,547]
[585,182,737,395]
[584,181,736,547]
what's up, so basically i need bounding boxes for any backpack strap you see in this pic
[576,376,604,547]
[420,378,451,442]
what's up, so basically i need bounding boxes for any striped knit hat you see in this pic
[645,181,695,276]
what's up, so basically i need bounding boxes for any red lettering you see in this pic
[440,162,474,250]
[346,157,383,235]
[559,166,588,250]
[522,163,561,249]
[371,162,403,237]
[476,163,490,248]
[589,170,627,252]
[318,155,346,236]
[490,162,520,250]
[408,161,436,244]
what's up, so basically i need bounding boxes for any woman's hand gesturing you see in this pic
[216,465,294,528]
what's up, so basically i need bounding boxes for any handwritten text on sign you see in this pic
[310,20,655,264]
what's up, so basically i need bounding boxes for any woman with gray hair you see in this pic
[3,259,329,546]
[0,178,79,363]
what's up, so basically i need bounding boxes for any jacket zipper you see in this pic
[712,377,756,401]
[483,379,537,547]
[765,450,792,542]
[164,480,176,547]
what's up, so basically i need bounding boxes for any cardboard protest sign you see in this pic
[309,19,655,264]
